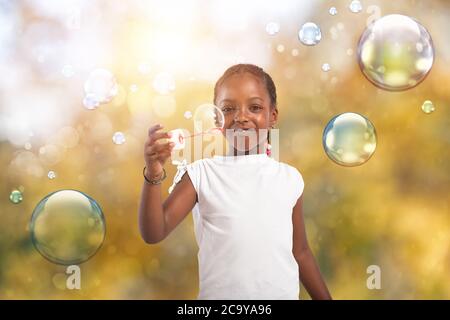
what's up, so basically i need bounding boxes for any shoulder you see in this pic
[272,159,304,180]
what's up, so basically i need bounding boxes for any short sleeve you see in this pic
[293,168,305,201]
[168,159,200,195]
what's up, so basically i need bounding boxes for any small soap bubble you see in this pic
[298,22,322,46]
[184,111,193,119]
[112,132,126,145]
[322,63,331,72]
[349,0,363,13]
[83,94,100,110]
[10,190,23,204]
[421,100,435,114]
[48,171,56,180]
[265,22,280,36]
[329,7,338,16]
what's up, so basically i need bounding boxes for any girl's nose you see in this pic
[234,108,249,123]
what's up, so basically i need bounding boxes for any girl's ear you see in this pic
[269,106,278,127]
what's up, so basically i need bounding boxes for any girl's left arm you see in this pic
[292,195,332,300]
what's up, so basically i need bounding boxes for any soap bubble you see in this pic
[193,104,225,134]
[349,0,363,13]
[10,190,23,204]
[61,65,75,78]
[30,190,106,265]
[84,68,118,104]
[323,112,377,167]
[298,22,322,46]
[184,111,193,119]
[329,7,338,16]
[112,131,126,145]
[83,93,101,110]
[152,72,175,95]
[322,63,331,72]
[266,22,280,36]
[357,14,434,91]
[421,100,435,114]
[48,171,56,180]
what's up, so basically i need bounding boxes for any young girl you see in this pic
[138,64,331,300]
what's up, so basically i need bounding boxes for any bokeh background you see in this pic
[1,0,449,299]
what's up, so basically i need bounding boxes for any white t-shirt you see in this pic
[171,153,305,300]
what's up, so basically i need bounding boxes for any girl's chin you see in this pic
[229,137,265,153]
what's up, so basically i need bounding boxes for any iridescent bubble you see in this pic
[130,84,139,92]
[83,94,100,110]
[322,63,331,72]
[193,104,225,134]
[265,22,280,36]
[349,0,363,13]
[323,112,377,167]
[329,7,338,16]
[48,171,56,180]
[84,68,118,104]
[30,190,106,265]
[184,111,193,119]
[10,190,23,204]
[421,100,435,114]
[152,72,175,95]
[112,131,126,145]
[357,14,434,91]
[298,22,322,46]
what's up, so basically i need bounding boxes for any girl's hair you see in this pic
[213,64,277,109]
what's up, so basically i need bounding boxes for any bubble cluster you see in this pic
[30,190,106,265]
[298,22,322,46]
[323,112,377,167]
[357,14,434,91]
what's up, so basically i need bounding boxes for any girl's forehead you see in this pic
[217,73,269,102]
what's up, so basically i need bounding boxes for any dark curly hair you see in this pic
[213,64,277,109]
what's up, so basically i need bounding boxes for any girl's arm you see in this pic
[292,195,332,300]
[138,124,197,244]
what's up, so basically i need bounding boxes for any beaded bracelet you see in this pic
[143,167,167,185]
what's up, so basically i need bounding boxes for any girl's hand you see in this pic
[144,124,174,179]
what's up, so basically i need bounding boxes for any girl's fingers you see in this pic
[148,131,172,145]
[145,142,174,157]
[148,124,163,136]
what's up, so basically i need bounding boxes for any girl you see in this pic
[138,64,331,300]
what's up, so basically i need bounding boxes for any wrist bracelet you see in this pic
[143,167,167,185]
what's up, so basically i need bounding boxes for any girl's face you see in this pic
[215,73,278,154]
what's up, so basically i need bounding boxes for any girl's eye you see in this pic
[222,106,235,113]
[250,105,263,111]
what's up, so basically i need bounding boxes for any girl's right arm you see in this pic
[138,124,197,244]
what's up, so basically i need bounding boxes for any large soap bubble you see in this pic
[30,190,106,265]
[323,112,377,167]
[357,14,434,91]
